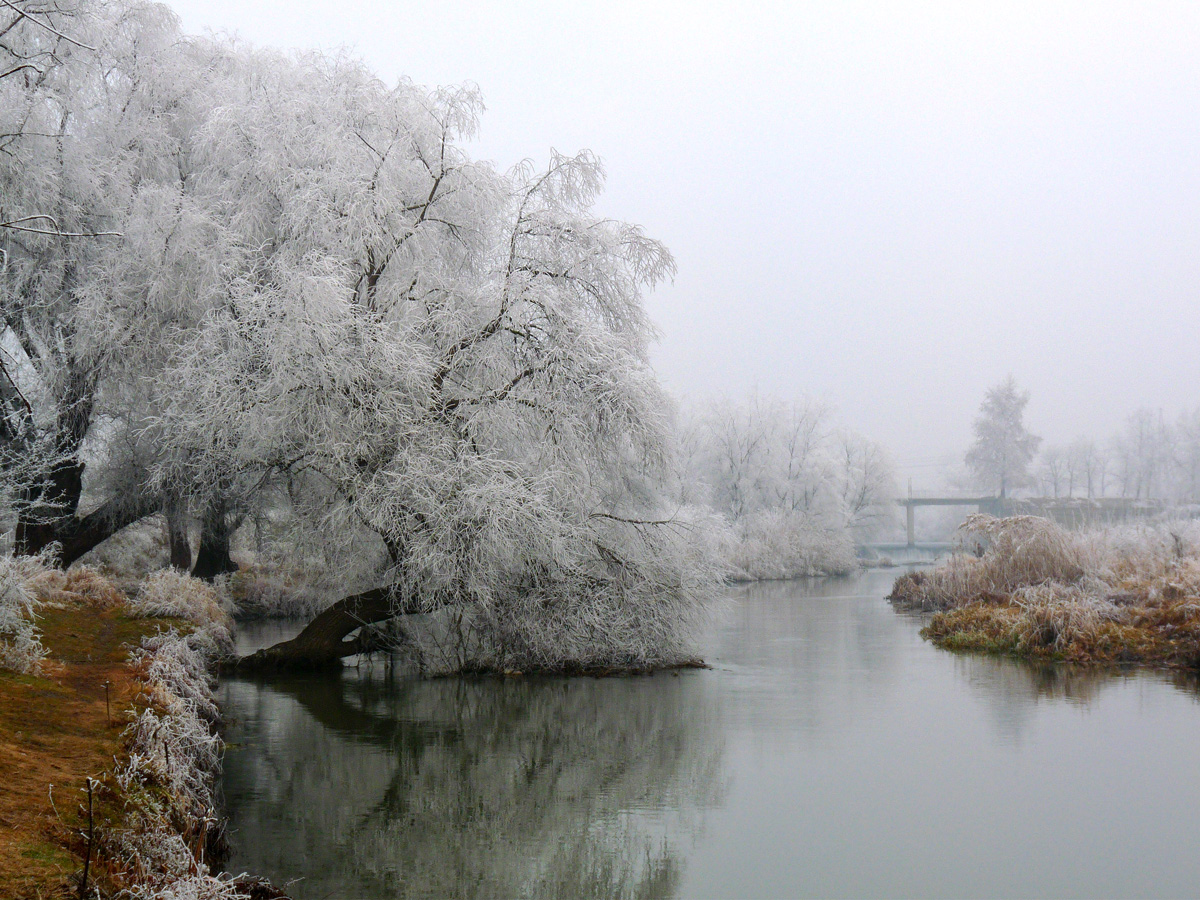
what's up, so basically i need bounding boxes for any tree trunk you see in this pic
[192,498,238,581]
[13,365,98,559]
[234,588,415,670]
[166,495,192,572]
[14,457,86,556]
[15,492,158,567]
[57,494,160,567]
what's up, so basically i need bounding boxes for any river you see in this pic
[218,569,1200,899]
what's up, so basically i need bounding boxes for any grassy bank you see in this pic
[0,559,279,899]
[0,563,158,896]
[889,515,1200,668]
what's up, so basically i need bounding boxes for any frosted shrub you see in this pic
[131,569,233,630]
[62,564,126,608]
[728,509,858,580]
[1089,520,1200,588]
[121,871,262,900]
[0,554,45,674]
[107,621,239,895]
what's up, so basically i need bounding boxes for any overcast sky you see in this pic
[167,0,1200,488]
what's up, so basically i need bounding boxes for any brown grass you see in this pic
[0,574,165,899]
[894,516,1200,669]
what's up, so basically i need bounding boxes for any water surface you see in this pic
[219,570,1200,899]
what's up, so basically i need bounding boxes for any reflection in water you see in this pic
[221,666,724,899]
[222,570,1200,900]
[715,576,907,741]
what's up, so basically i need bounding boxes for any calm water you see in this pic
[218,570,1200,899]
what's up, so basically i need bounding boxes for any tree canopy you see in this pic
[1,0,720,672]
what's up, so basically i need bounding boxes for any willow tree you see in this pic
[0,0,207,561]
[151,53,719,671]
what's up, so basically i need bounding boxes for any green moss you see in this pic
[19,842,74,866]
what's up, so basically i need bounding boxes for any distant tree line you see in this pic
[677,394,896,537]
[672,395,896,579]
[1036,408,1200,503]
[963,377,1200,505]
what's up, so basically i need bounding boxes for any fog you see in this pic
[167,0,1200,487]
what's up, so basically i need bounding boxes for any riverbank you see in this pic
[0,560,282,899]
[889,515,1200,668]
[0,565,155,896]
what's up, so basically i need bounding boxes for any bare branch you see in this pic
[0,0,95,51]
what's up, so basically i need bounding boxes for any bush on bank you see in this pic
[889,515,1200,667]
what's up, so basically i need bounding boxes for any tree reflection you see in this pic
[220,667,724,899]
[949,653,1200,743]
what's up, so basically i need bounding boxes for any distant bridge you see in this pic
[894,495,1171,547]
[895,496,1001,547]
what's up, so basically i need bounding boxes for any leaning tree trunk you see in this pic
[55,494,160,567]
[234,588,415,670]
[16,491,159,567]
[192,498,238,581]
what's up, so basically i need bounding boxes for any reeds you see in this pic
[889,514,1087,611]
[891,515,1200,668]
[96,619,250,897]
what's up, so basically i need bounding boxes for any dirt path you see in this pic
[0,600,161,899]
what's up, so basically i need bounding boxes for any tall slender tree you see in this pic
[964,376,1041,498]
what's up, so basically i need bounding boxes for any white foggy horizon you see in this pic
[166,0,1200,489]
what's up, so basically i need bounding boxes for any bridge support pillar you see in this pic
[906,504,915,548]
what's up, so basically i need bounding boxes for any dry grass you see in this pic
[0,565,168,899]
[222,564,329,620]
[888,515,1086,611]
[0,553,269,898]
[61,566,128,610]
[51,616,260,898]
[129,569,233,630]
[892,515,1200,668]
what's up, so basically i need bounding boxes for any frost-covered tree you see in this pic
[675,394,894,575]
[1110,408,1168,500]
[0,0,194,560]
[698,395,783,519]
[134,51,719,670]
[831,430,896,537]
[0,10,717,671]
[964,377,1041,498]
[1037,445,1065,498]
[1066,437,1096,498]
[683,395,832,521]
[682,394,893,531]
[1172,408,1200,505]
